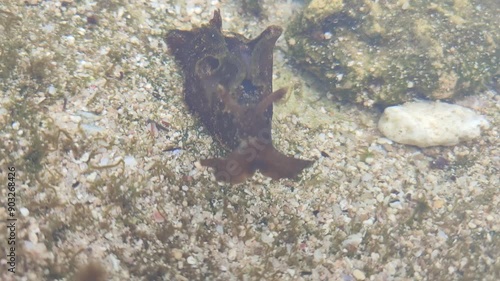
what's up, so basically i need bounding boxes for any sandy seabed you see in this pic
[0,1,498,280]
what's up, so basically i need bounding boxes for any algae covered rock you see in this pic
[286,0,499,106]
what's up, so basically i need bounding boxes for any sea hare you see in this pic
[166,10,313,184]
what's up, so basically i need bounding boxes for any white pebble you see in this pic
[124,155,137,167]
[29,231,38,243]
[389,201,403,209]
[261,232,274,244]
[363,218,374,226]
[216,224,224,234]
[378,101,490,147]
[342,233,362,248]
[438,230,448,239]
[48,85,56,95]
[353,269,366,280]
[448,266,456,274]
[228,249,236,261]
[20,207,30,217]
[107,254,121,271]
[65,35,75,46]
[193,6,203,14]
[87,172,97,182]
[361,173,373,182]
[187,256,197,265]
[313,249,324,260]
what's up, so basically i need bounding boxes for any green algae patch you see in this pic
[286,0,499,106]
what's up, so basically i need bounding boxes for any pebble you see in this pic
[107,254,121,271]
[261,232,274,244]
[187,256,197,265]
[431,249,440,259]
[438,230,448,239]
[172,249,183,260]
[193,6,202,14]
[20,207,30,217]
[29,230,38,243]
[353,269,366,280]
[342,233,363,248]
[378,101,490,147]
[313,249,324,260]
[433,199,445,209]
[215,224,223,234]
[124,155,137,167]
[389,201,402,209]
[48,84,56,95]
[228,249,236,261]
[468,221,477,229]
[87,172,97,182]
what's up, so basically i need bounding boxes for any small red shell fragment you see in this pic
[152,210,165,223]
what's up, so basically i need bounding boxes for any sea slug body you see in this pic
[166,10,313,184]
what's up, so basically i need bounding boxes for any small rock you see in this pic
[261,232,274,244]
[378,101,489,147]
[107,254,121,271]
[187,256,197,265]
[353,269,366,280]
[193,6,203,14]
[468,221,477,229]
[438,230,448,239]
[124,155,137,167]
[28,230,38,243]
[433,199,445,209]
[87,172,97,182]
[172,249,183,260]
[216,224,224,234]
[20,207,30,217]
[389,201,402,209]
[313,249,324,260]
[228,249,236,261]
[342,233,363,249]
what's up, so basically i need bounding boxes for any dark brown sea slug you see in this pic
[166,10,313,184]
